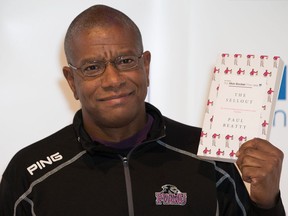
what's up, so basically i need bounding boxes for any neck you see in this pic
[83,111,147,143]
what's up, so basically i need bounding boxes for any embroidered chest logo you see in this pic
[27,152,63,175]
[155,184,187,206]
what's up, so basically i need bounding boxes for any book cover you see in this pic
[197,53,284,162]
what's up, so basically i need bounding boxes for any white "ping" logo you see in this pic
[27,152,63,175]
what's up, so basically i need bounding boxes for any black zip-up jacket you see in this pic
[0,103,285,215]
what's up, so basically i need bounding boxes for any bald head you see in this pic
[64,5,143,63]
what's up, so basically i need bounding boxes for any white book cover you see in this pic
[197,53,284,162]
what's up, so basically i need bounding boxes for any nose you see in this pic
[100,63,125,90]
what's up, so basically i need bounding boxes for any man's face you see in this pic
[63,26,150,131]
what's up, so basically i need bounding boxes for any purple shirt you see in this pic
[93,114,154,149]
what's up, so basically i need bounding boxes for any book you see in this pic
[197,53,284,162]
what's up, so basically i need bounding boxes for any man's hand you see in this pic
[236,138,284,209]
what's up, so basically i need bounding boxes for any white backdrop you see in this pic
[1,0,288,209]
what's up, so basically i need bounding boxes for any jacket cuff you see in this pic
[252,192,285,216]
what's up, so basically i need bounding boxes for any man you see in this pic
[0,4,285,215]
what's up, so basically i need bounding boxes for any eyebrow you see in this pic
[78,51,139,66]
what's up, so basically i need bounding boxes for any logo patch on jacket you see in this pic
[155,184,187,206]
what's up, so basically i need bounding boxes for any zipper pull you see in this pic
[122,156,128,164]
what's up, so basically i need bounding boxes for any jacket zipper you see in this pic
[119,133,166,216]
[121,156,134,216]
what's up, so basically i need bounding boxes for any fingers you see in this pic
[236,138,283,179]
[238,159,273,184]
[237,138,283,165]
[235,138,284,208]
[238,138,276,155]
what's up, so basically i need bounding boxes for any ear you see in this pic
[143,51,151,87]
[63,66,79,100]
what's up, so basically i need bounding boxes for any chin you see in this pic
[103,109,141,127]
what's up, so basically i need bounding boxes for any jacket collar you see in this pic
[73,102,166,155]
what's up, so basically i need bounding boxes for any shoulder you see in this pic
[162,116,202,154]
[2,125,79,179]
[163,116,201,134]
[15,125,75,158]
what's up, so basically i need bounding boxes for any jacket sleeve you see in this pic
[0,164,32,216]
[215,161,285,216]
[0,176,15,215]
[250,192,285,216]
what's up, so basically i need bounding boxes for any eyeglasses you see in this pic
[68,53,143,77]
